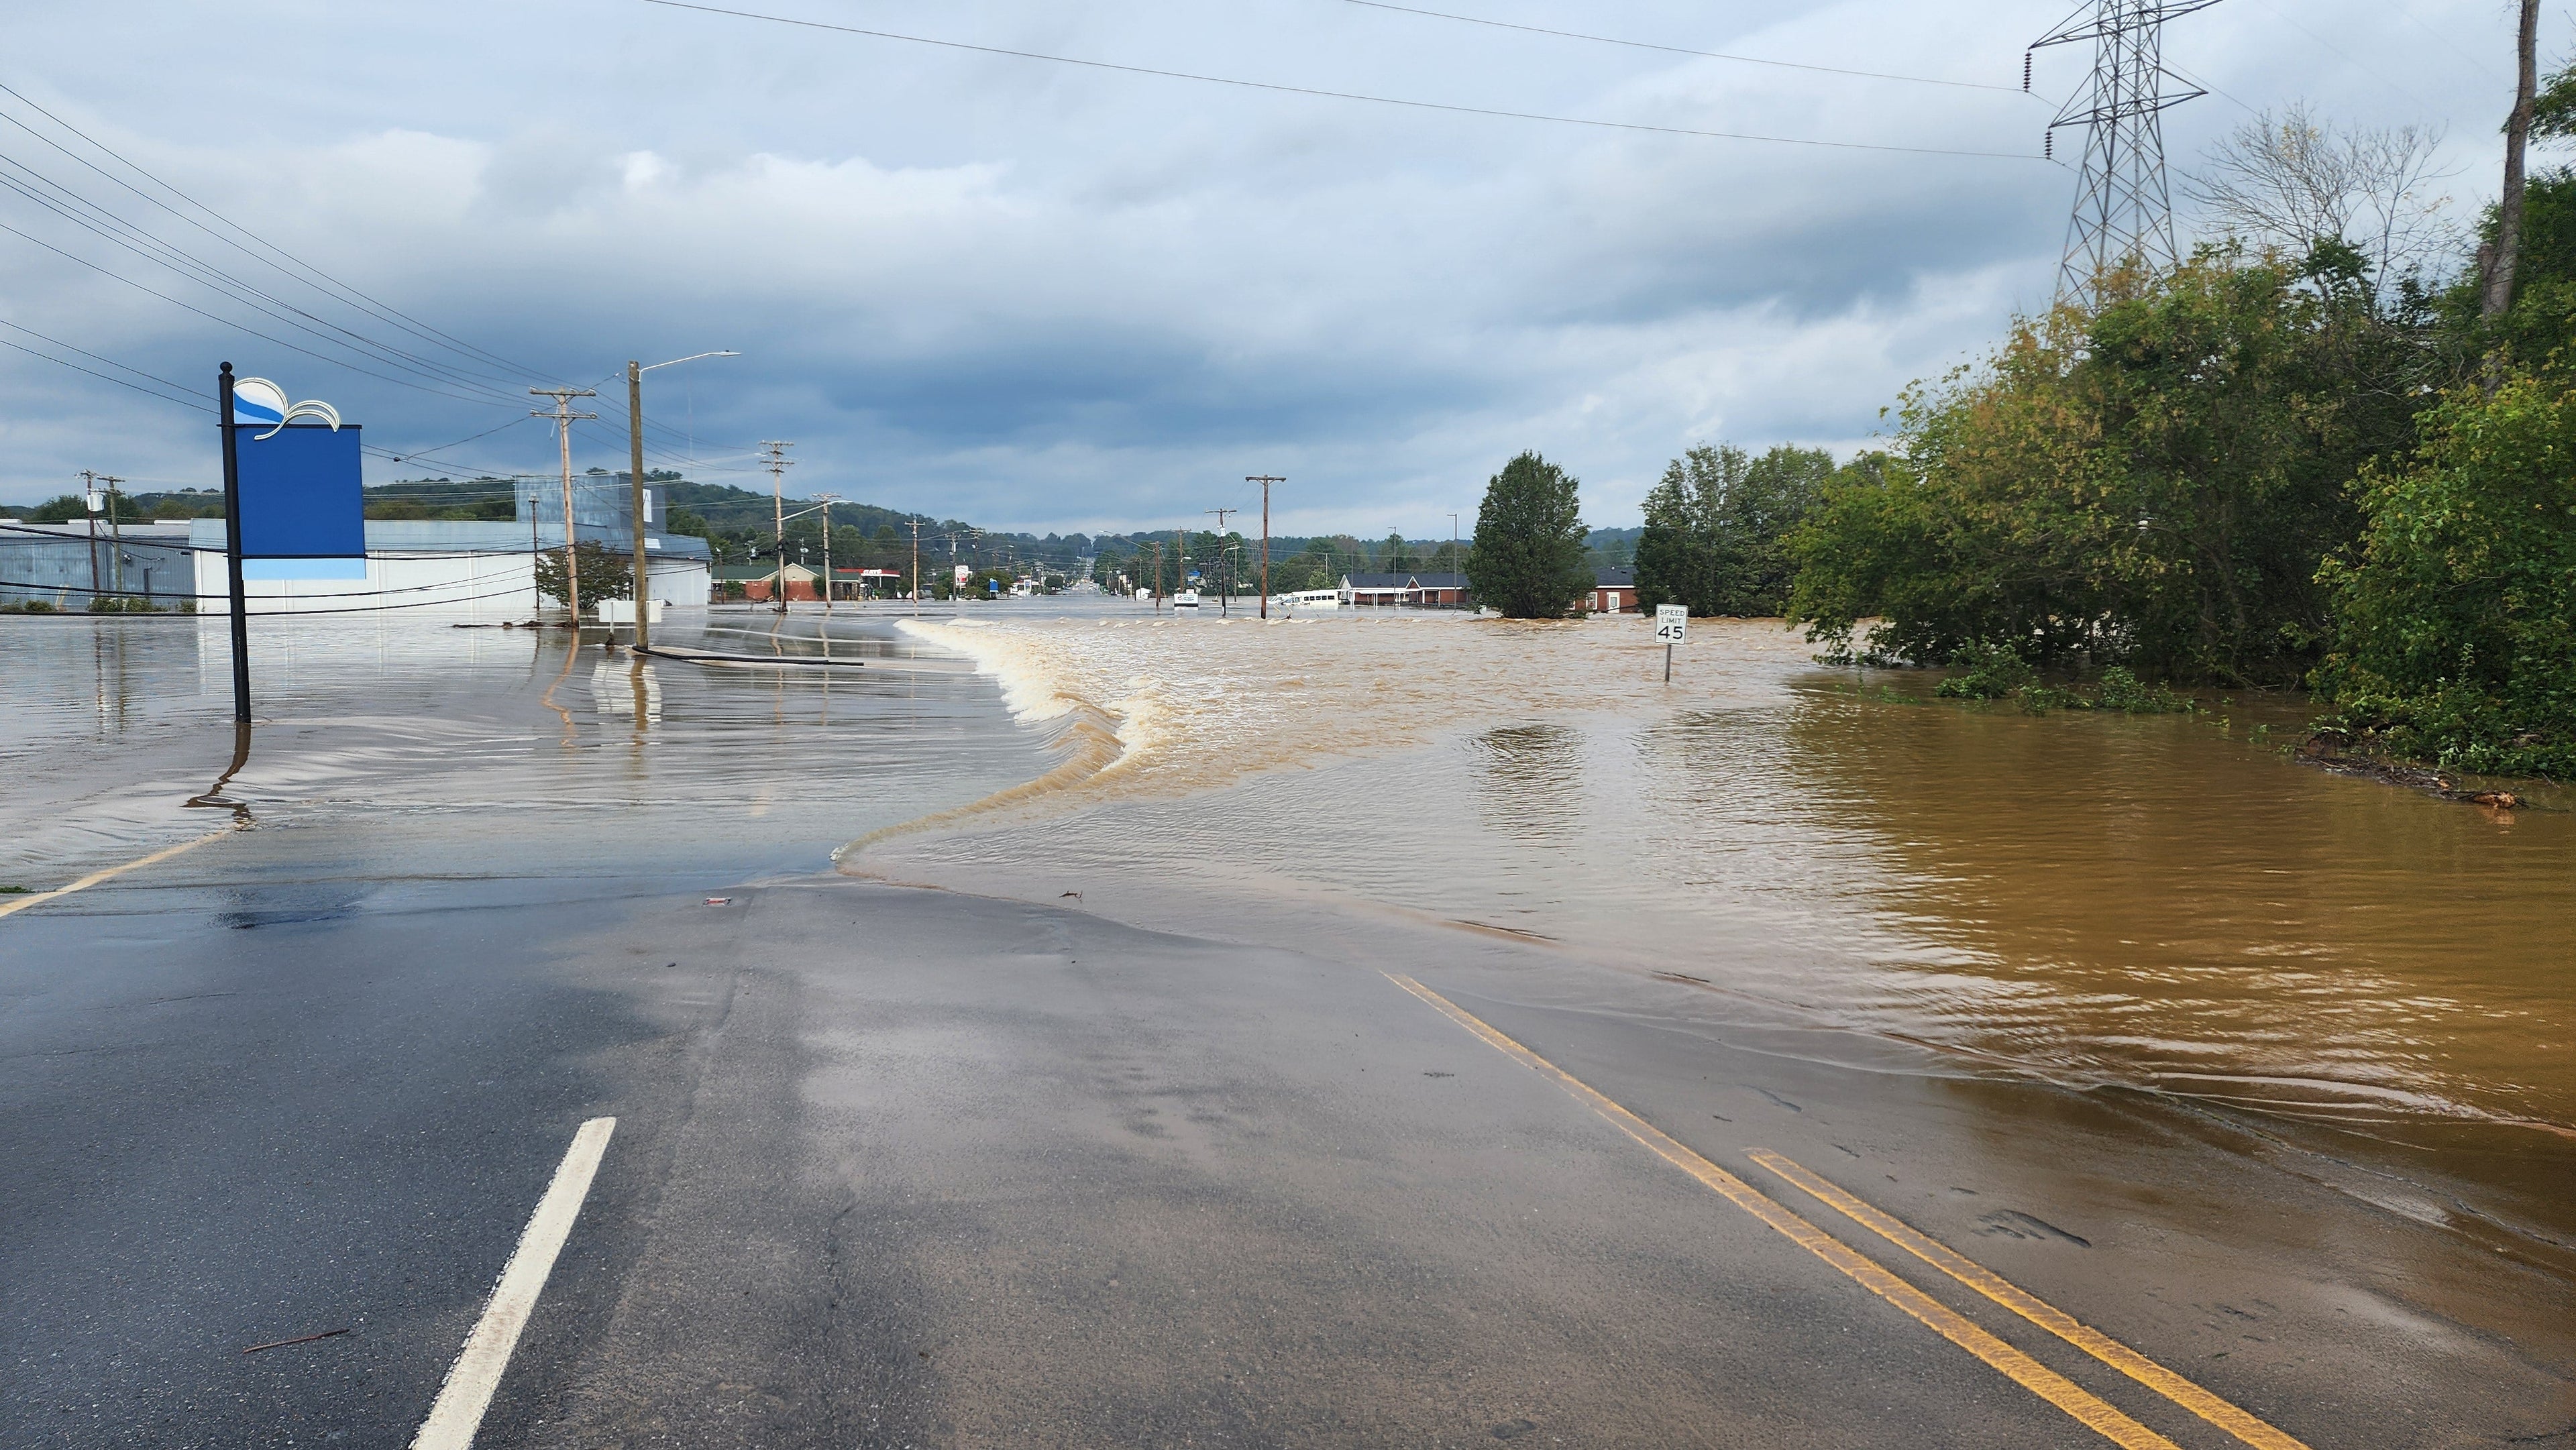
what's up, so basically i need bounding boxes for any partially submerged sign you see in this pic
[1655,604,1686,644]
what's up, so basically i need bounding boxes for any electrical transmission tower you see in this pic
[2030,1,2219,302]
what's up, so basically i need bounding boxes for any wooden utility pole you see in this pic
[908,519,922,616]
[761,441,796,612]
[2486,0,2543,320]
[1247,476,1282,617]
[626,361,649,647]
[531,388,600,628]
[1205,508,1236,614]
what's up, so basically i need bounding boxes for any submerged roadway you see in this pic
[5,844,2571,1447]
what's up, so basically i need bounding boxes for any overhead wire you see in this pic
[0,84,767,461]
[639,0,2051,162]
[0,80,559,386]
[1333,0,2037,97]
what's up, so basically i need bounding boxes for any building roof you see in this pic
[712,561,818,582]
[1596,568,1637,588]
[1342,571,1468,590]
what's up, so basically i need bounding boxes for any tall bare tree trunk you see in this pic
[2483,0,2542,319]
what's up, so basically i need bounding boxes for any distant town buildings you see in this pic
[1592,569,1638,614]
[1339,571,1470,608]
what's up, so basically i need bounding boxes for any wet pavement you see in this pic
[3,607,2571,1447]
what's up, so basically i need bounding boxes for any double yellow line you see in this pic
[1385,974,2310,1450]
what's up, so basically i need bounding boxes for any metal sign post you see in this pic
[218,364,251,723]
[1655,604,1686,683]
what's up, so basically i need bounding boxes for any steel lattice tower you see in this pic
[2031,1,2219,301]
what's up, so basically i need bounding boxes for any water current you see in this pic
[5,602,2567,1243]
[867,601,2575,1162]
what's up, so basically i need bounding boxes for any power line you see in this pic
[641,0,2051,162]
[1336,0,2035,97]
[0,81,559,388]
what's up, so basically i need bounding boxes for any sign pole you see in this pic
[217,363,252,724]
[1654,604,1686,686]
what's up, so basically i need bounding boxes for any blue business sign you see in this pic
[231,378,364,579]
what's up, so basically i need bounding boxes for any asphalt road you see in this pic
[5,862,2572,1448]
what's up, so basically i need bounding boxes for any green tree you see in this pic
[534,541,633,609]
[1380,531,1415,571]
[1790,250,2418,683]
[1464,451,1591,618]
[665,507,709,539]
[2314,369,2576,774]
[1636,444,1831,616]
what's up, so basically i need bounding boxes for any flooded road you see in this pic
[5,602,2569,1447]
[868,602,2576,1251]
[0,611,1061,887]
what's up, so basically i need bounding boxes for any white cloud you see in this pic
[0,0,2532,527]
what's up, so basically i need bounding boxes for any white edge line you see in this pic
[409,1116,616,1450]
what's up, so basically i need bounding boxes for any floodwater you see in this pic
[861,600,2576,1250]
[5,601,2569,1251]
[0,611,1059,887]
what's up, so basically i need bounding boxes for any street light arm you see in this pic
[638,350,741,374]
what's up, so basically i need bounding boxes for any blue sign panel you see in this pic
[237,423,364,559]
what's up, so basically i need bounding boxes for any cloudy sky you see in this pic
[0,0,2538,535]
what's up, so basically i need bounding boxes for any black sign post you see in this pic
[217,362,251,724]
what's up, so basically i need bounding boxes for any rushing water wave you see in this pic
[856,601,2575,1155]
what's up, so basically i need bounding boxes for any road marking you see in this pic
[1748,1150,2312,1450]
[411,1117,616,1450]
[1383,975,2183,1450]
[0,828,237,922]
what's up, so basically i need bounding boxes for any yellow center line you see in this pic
[1383,974,2184,1450]
[0,828,240,922]
[1748,1150,2312,1450]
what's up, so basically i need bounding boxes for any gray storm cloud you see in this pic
[0,0,2522,531]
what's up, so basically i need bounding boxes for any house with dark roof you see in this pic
[1338,571,1470,608]
[1592,568,1638,614]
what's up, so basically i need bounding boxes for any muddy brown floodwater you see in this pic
[863,603,2575,1260]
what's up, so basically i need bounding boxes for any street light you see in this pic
[626,349,739,650]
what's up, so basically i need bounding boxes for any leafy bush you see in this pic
[2094,667,2196,714]
[1935,640,2038,700]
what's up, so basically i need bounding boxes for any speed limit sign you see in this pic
[1654,604,1686,643]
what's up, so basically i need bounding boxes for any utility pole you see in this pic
[627,361,649,649]
[531,388,600,629]
[1449,510,1460,606]
[761,440,796,612]
[818,494,841,614]
[907,519,922,617]
[98,474,127,600]
[2030,1,2218,302]
[1149,541,1163,612]
[1205,508,1236,615]
[624,350,737,649]
[78,470,103,602]
[1247,476,1282,618]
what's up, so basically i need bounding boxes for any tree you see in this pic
[2183,103,2456,310]
[1464,451,1591,618]
[1788,249,2419,685]
[1635,444,1831,616]
[1380,531,1415,571]
[534,541,633,610]
[2314,369,2576,775]
[2484,0,2543,319]
[665,507,709,539]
